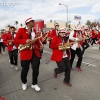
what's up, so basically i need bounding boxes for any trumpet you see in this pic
[18,36,41,51]
[58,42,76,50]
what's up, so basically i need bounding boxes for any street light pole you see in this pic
[59,3,68,27]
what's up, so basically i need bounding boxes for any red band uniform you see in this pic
[50,28,72,87]
[4,26,18,70]
[14,18,42,91]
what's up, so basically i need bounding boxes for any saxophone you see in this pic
[7,40,14,45]
[18,36,41,51]
[78,36,89,41]
[58,42,76,50]
[42,33,48,42]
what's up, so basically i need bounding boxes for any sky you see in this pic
[0,0,100,29]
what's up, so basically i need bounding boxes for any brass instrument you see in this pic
[78,36,89,41]
[7,40,14,42]
[42,33,48,42]
[7,40,14,45]
[18,36,41,51]
[58,42,75,50]
[47,37,52,41]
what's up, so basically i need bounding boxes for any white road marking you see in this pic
[44,50,52,54]
[44,50,97,67]
[74,59,97,67]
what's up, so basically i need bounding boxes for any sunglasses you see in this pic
[30,20,35,22]
[60,32,65,33]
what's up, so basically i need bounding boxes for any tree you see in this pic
[1,29,5,32]
[14,21,18,28]
[86,20,91,26]
[50,20,52,23]
[20,23,23,27]
[7,24,11,27]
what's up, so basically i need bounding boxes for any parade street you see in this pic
[0,44,100,100]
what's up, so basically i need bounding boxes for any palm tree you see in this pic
[15,21,18,28]
[86,20,91,27]
[7,24,11,28]
[1,29,5,32]
[20,23,23,27]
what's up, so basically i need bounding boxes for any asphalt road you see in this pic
[0,44,100,100]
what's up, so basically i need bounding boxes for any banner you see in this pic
[74,16,81,20]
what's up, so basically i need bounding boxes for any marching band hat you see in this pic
[74,27,81,31]
[9,26,16,30]
[5,27,9,31]
[54,23,59,27]
[25,17,34,24]
[58,28,66,33]
[84,27,88,30]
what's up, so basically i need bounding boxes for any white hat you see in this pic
[74,26,81,31]
[84,27,88,30]
[54,23,59,27]
[25,17,34,24]
[5,27,9,32]
[58,28,66,33]
[74,27,81,31]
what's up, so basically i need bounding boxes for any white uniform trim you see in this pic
[69,31,78,50]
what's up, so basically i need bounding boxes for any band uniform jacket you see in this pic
[4,32,18,51]
[50,36,70,62]
[14,28,42,60]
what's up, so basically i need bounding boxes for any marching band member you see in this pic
[96,30,100,50]
[14,17,43,91]
[37,29,44,54]
[69,28,83,71]
[47,29,52,40]
[50,28,72,87]
[4,26,18,70]
[2,30,8,48]
[0,31,6,55]
[81,27,89,56]
[41,29,48,45]
[51,23,59,37]
[91,28,97,46]
[65,28,70,41]
[47,29,52,41]
[48,23,59,48]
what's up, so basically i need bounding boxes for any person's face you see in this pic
[10,28,15,33]
[29,20,34,27]
[55,25,59,30]
[59,32,65,37]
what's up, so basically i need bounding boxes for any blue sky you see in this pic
[0,0,100,29]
